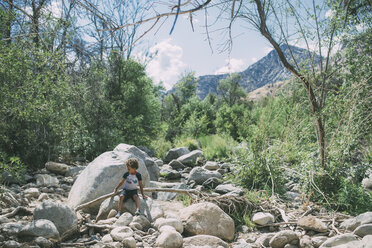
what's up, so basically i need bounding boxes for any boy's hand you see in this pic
[142,195,148,199]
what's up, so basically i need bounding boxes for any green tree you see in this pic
[217,73,246,107]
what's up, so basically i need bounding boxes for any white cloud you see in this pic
[146,39,186,90]
[215,58,246,75]
[251,57,258,63]
[263,46,273,54]
[325,9,336,19]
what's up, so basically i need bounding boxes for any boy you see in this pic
[114,158,147,217]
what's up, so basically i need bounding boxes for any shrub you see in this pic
[0,152,26,185]
[173,136,200,151]
[199,134,236,161]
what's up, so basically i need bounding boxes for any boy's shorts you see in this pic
[121,189,138,201]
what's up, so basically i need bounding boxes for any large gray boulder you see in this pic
[33,200,78,239]
[144,157,160,181]
[183,235,229,248]
[164,147,190,163]
[177,150,203,167]
[340,212,372,231]
[19,219,59,239]
[45,162,69,175]
[319,234,358,247]
[188,167,222,185]
[67,144,150,213]
[180,202,235,241]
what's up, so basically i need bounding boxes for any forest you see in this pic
[0,0,371,215]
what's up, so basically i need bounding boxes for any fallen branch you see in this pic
[60,240,98,247]
[85,223,115,230]
[259,221,298,227]
[0,206,32,218]
[74,187,201,211]
[275,206,289,222]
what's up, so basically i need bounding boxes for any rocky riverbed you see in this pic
[1,144,371,248]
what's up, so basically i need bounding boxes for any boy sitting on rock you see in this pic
[114,158,147,217]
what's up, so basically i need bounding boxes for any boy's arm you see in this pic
[138,180,147,199]
[114,178,126,192]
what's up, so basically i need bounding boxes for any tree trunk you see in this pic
[254,0,326,169]
[6,0,13,45]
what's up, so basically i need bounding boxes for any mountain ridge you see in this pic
[170,44,320,99]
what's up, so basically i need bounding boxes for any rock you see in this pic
[132,215,151,230]
[164,147,190,163]
[35,236,53,248]
[155,159,163,167]
[145,157,160,181]
[96,196,120,221]
[188,167,222,185]
[129,222,142,230]
[67,144,151,213]
[232,240,253,248]
[34,200,78,238]
[157,184,189,201]
[102,234,113,243]
[269,230,299,248]
[149,202,164,221]
[24,188,40,199]
[35,174,59,187]
[180,202,235,241]
[122,237,136,248]
[169,160,186,170]
[300,235,312,248]
[319,234,358,247]
[45,161,69,175]
[107,209,117,219]
[183,235,229,248]
[114,212,133,226]
[202,177,222,189]
[298,216,328,233]
[215,183,244,195]
[19,219,60,239]
[285,191,301,202]
[1,222,24,235]
[362,174,372,191]
[3,240,21,248]
[65,166,85,178]
[154,218,183,233]
[311,236,327,248]
[110,226,133,241]
[155,229,183,248]
[340,212,372,231]
[252,212,275,225]
[160,165,181,179]
[0,216,10,224]
[177,150,203,167]
[353,224,372,237]
[204,161,219,170]
[37,193,49,201]
[255,233,275,247]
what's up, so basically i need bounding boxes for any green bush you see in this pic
[337,178,372,215]
[173,137,200,151]
[199,134,236,161]
[0,152,26,185]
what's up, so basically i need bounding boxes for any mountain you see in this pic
[192,44,320,99]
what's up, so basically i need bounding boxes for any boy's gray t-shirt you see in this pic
[123,171,142,190]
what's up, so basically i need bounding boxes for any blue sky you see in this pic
[140,11,273,90]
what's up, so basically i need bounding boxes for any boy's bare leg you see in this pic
[118,195,125,212]
[133,194,140,210]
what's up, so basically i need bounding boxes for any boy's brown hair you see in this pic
[126,158,139,170]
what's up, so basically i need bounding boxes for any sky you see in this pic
[133,7,273,90]
[45,0,333,91]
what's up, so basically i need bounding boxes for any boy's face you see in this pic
[127,165,136,174]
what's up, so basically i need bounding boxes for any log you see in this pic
[74,187,200,211]
[60,240,98,247]
[0,206,32,218]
